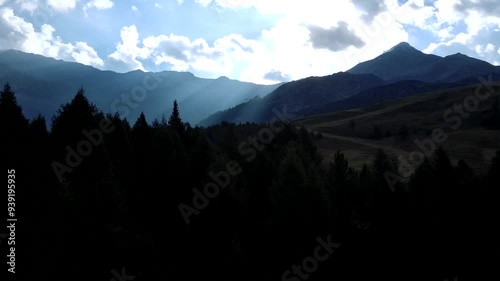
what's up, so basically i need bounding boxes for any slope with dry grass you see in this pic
[295,82,500,172]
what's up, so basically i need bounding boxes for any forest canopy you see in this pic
[2,84,499,281]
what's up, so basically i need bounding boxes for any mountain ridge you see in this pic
[3,43,500,128]
[0,49,281,126]
[200,42,500,126]
[348,42,499,82]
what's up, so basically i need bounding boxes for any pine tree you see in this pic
[168,100,184,133]
[133,112,149,132]
[1,83,20,110]
[486,150,500,217]
[399,124,409,140]
[408,157,435,218]
[0,83,30,169]
[270,143,330,263]
[327,151,355,229]
[372,124,382,139]
[131,112,152,167]
[30,114,48,138]
[51,87,100,144]
[50,87,108,204]
[491,96,499,113]
[349,119,356,130]
[0,83,28,129]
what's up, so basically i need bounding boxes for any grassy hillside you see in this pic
[295,81,500,173]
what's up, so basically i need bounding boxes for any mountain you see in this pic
[300,71,500,117]
[294,81,500,172]
[201,42,500,126]
[299,80,457,116]
[199,72,385,126]
[348,42,500,83]
[424,53,500,82]
[348,42,442,82]
[0,49,281,125]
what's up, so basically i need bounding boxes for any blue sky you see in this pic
[1,0,499,84]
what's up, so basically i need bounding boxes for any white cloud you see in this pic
[85,0,114,10]
[423,2,500,62]
[104,25,264,78]
[215,0,254,9]
[67,41,105,66]
[434,0,463,23]
[47,0,77,12]
[437,26,454,40]
[14,0,40,12]
[485,43,495,53]
[143,33,231,74]
[396,2,435,28]
[195,0,213,7]
[183,0,413,83]
[83,0,114,16]
[4,0,500,83]
[106,25,151,72]
[210,0,500,79]
[0,7,104,67]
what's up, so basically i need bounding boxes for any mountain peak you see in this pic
[447,52,467,58]
[385,42,418,53]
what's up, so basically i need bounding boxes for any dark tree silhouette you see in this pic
[0,83,30,170]
[4,81,499,281]
[0,83,26,122]
[491,96,499,113]
[399,124,410,139]
[349,119,356,129]
[51,87,101,147]
[169,99,184,133]
[372,124,383,139]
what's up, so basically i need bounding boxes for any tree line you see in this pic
[1,83,499,281]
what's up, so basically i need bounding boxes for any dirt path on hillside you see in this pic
[315,130,410,160]
[299,125,410,159]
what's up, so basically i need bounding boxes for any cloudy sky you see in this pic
[1,0,499,84]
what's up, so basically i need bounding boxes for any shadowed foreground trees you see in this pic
[1,84,499,281]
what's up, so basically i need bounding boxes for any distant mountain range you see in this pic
[348,42,500,82]
[199,72,385,125]
[200,42,500,126]
[0,49,281,126]
[2,43,500,128]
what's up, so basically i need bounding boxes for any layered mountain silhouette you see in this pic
[3,43,500,127]
[348,42,500,82]
[0,49,281,125]
[200,42,500,126]
[200,72,385,125]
